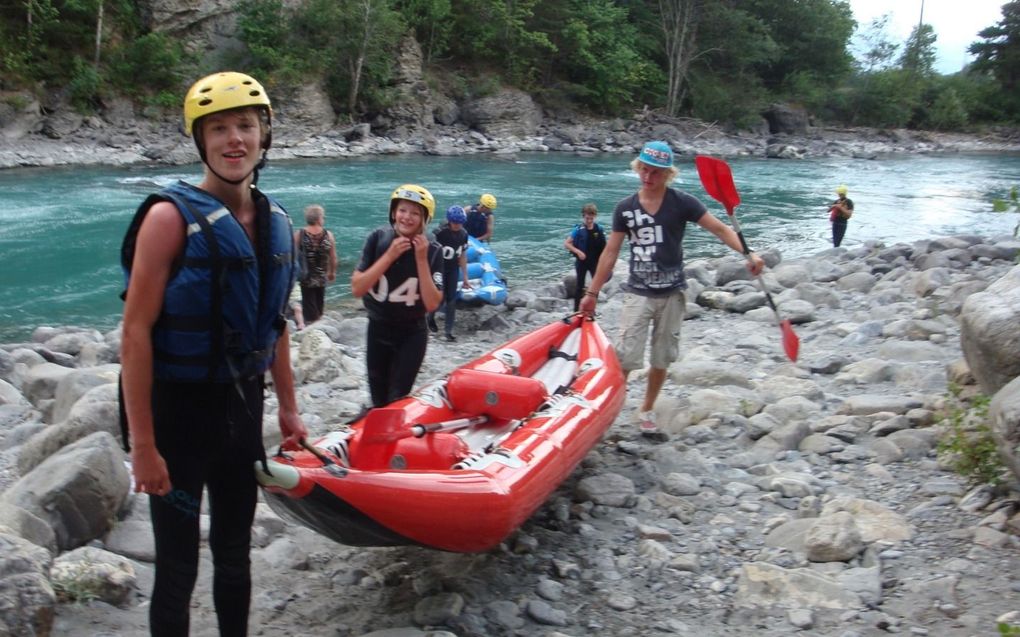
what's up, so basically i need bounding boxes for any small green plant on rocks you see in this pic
[52,557,102,605]
[999,621,1020,636]
[992,185,1020,240]
[937,384,1004,487]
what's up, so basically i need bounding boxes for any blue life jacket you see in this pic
[121,181,295,382]
[464,205,490,239]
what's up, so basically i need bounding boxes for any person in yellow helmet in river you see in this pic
[829,184,854,247]
[464,192,497,241]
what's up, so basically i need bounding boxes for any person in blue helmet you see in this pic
[119,71,307,636]
[428,205,472,341]
[579,141,764,437]
[352,185,443,406]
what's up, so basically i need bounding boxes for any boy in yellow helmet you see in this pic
[120,71,307,635]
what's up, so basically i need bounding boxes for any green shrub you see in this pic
[936,386,1004,487]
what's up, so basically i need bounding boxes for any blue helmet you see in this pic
[446,205,467,224]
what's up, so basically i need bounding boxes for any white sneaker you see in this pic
[637,410,657,433]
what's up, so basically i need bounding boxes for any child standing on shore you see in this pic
[352,185,443,407]
[119,71,307,636]
[565,202,607,312]
[428,205,472,341]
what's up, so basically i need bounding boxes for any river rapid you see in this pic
[1,151,1018,341]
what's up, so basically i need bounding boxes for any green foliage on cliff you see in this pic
[1,0,1019,128]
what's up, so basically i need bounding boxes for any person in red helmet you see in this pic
[119,71,307,636]
[352,184,443,406]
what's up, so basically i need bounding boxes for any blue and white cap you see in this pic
[637,141,674,168]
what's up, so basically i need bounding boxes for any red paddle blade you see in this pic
[780,319,800,362]
[695,155,741,214]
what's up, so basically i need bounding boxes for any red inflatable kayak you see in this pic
[256,315,625,552]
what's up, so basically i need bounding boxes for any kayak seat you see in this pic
[445,368,548,422]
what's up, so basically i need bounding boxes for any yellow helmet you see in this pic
[479,193,497,210]
[183,72,272,138]
[835,184,849,196]
[390,184,436,225]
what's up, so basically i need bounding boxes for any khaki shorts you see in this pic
[617,291,686,371]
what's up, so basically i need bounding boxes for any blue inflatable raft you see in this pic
[457,236,508,305]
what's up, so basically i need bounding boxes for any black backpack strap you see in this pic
[117,372,130,452]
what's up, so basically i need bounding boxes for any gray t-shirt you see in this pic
[612,188,706,296]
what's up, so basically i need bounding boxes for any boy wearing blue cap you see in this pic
[579,141,764,436]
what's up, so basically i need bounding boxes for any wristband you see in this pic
[583,289,598,298]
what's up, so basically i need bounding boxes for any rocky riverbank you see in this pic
[1,234,1020,636]
[3,92,1020,171]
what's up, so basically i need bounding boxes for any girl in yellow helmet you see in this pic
[352,184,443,406]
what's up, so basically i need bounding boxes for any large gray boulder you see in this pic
[0,502,57,553]
[2,431,129,551]
[990,376,1020,484]
[959,265,1020,394]
[0,91,44,140]
[0,531,55,636]
[460,88,543,138]
[18,382,121,474]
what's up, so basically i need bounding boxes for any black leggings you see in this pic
[300,284,325,323]
[573,258,597,311]
[437,267,459,336]
[366,319,428,407]
[149,378,263,637]
[832,220,848,247]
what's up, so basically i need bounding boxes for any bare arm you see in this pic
[269,330,307,447]
[697,212,765,274]
[565,234,585,260]
[481,214,494,242]
[120,201,183,497]
[413,235,443,312]
[578,230,625,315]
[459,250,471,289]
[327,231,337,281]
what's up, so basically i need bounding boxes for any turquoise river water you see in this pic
[1,152,1018,342]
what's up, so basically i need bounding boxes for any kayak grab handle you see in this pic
[411,416,489,438]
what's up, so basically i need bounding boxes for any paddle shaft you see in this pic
[727,213,781,316]
[412,415,489,438]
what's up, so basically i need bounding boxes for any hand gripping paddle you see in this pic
[694,155,800,362]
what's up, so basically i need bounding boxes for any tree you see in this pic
[290,0,404,116]
[900,22,937,76]
[656,0,700,117]
[854,14,900,73]
[968,1,1020,118]
[744,0,855,92]
[395,0,452,62]
[531,0,658,113]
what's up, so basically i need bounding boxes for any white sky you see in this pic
[848,0,1006,73]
